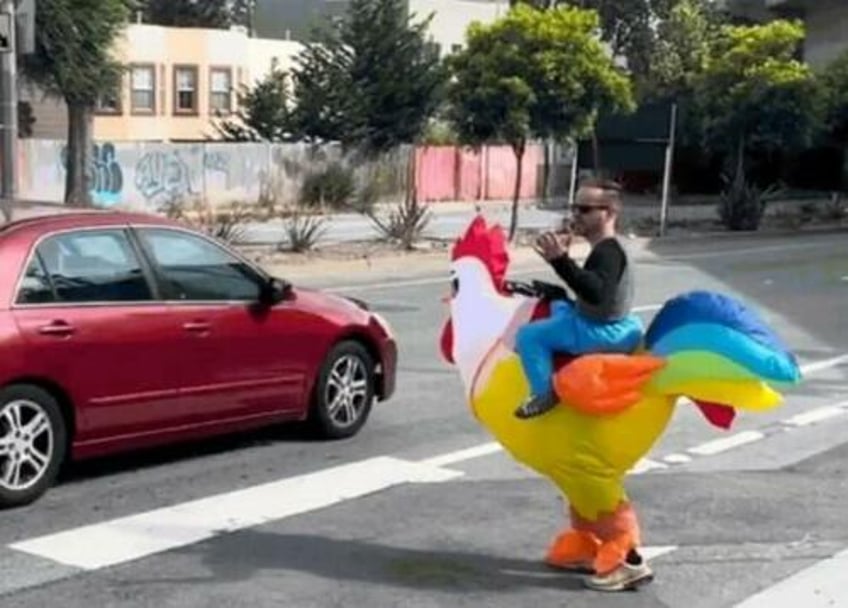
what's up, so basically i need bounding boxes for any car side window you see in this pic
[16,254,55,304]
[138,229,261,301]
[18,229,153,304]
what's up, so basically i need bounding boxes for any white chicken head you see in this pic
[439,215,529,390]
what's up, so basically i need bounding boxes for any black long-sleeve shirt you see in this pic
[549,237,628,310]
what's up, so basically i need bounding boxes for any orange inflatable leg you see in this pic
[569,501,642,576]
[545,528,601,571]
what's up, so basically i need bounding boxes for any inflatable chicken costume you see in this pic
[439,215,801,588]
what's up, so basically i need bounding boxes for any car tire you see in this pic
[0,385,68,509]
[309,340,376,440]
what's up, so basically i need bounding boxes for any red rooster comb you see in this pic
[451,215,509,291]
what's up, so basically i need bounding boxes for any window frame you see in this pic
[16,251,59,305]
[173,64,200,116]
[12,227,162,309]
[209,66,233,116]
[132,226,269,305]
[129,63,157,116]
[94,78,123,116]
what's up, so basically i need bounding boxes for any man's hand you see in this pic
[534,231,571,262]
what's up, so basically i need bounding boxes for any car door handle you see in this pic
[38,321,75,337]
[182,321,211,333]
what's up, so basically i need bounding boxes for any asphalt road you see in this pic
[0,229,847,607]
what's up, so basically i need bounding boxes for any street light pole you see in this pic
[659,102,677,238]
[0,0,17,209]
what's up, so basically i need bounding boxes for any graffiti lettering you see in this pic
[60,142,124,207]
[135,150,194,202]
[204,151,229,174]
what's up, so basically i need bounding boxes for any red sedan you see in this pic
[0,211,397,508]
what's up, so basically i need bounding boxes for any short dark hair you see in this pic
[577,177,623,210]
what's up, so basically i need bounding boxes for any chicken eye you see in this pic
[451,276,459,296]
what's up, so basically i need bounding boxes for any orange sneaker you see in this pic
[545,529,601,573]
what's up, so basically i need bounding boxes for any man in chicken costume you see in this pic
[438,198,802,591]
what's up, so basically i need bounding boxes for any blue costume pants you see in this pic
[515,300,644,397]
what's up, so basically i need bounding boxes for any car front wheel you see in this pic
[310,341,376,439]
[0,385,67,508]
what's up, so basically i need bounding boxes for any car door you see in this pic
[132,226,307,418]
[11,227,189,443]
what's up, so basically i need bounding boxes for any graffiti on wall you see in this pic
[134,149,195,203]
[60,143,125,207]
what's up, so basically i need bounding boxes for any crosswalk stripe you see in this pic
[734,548,848,607]
[7,456,461,571]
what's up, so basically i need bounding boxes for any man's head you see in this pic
[570,177,622,241]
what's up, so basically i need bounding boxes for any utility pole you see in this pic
[659,102,677,238]
[0,0,17,210]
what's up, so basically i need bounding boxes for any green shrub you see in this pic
[717,171,783,231]
[300,162,356,210]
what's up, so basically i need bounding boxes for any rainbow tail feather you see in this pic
[644,290,802,429]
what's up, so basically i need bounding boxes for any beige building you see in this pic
[23,1,508,143]
[22,24,302,142]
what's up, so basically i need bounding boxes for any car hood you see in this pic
[290,286,372,321]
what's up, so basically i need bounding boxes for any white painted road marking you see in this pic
[8,457,462,571]
[783,403,848,427]
[687,431,766,456]
[641,545,678,561]
[734,547,848,607]
[631,458,669,474]
[420,442,503,468]
[663,453,693,464]
[797,353,848,374]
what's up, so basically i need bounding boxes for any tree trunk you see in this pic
[509,140,525,242]
[541,138,551,205]
[65,102,93,207]
[735,134,745,182]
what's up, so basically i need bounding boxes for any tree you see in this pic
[644,0,717,100]
[694,19,823,182]
[447,4,634,240]
[288,0,447,156]
[230,0,255,31]
[142,0,233,29]
[214,68,294,142]
[22,0,130,206]
[510,0,665,91]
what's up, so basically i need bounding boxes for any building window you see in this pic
[130,65,155,114]
[174,65,199,115]
[209,67,232,115]
[95,91,121,115]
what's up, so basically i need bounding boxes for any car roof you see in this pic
[0,209,185,242]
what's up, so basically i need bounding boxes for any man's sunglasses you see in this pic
[571,204,609,214]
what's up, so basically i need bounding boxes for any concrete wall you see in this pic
[15,140,551,211]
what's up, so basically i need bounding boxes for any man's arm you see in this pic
[548,239,626,306]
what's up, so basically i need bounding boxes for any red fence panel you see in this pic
[415,146,456,202]
[414,143,543,203]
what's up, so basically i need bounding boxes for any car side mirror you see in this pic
[259,277,293,306]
